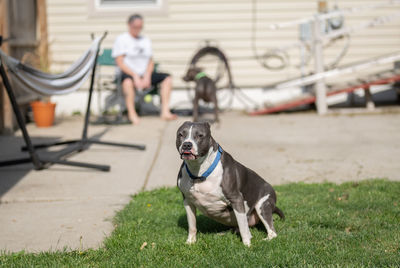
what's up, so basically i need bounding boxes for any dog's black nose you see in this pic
[182,142,192,151]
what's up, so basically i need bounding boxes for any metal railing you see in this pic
[264,0,400,114]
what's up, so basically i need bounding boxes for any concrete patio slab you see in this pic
[146,111,400,189]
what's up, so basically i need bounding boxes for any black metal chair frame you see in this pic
[93,50,161,125]
[0,33,145,172]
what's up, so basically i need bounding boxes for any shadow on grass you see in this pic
[177,212,272,235]
[177,213,232,234]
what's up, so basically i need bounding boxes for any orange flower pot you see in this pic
[30,101,56,127]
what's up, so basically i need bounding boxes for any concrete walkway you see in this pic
[0,111,399,252]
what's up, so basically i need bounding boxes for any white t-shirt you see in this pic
[112,32,152,76]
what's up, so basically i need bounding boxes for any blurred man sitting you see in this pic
[112,14,177,125]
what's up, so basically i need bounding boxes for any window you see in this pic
[100,0,158,7]
[88,0,167,16]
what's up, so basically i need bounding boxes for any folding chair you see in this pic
[94,49,160,125]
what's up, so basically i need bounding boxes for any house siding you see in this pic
[46,0,400,89]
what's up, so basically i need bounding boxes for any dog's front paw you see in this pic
[243,239,251,247]
[263,231,277,241]
[186,236,196,244]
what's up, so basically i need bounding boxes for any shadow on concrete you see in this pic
[0,135,60,198]
[0,128,110,198]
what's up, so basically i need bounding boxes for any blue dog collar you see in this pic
[185,145,223,181]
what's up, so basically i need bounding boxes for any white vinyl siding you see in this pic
[46,0,400,89]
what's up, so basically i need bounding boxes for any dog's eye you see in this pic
[198,134,204,138]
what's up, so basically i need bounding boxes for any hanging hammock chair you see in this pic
[0,36,102,96]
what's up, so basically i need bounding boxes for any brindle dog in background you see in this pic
[182,66,219,123]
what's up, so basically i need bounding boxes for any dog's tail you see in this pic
[273,206,285,220]
[189,46,235,88]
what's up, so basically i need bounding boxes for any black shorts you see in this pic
[120,71,169,87]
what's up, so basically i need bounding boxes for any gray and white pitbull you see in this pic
[176,121,284,247]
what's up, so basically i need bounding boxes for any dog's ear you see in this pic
[178,121,192,129]
[203,122,217,151]
[212,139,218,151]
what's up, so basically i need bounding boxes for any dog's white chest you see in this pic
[178,162,237,226]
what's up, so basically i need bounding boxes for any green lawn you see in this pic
[1,179,399,267]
